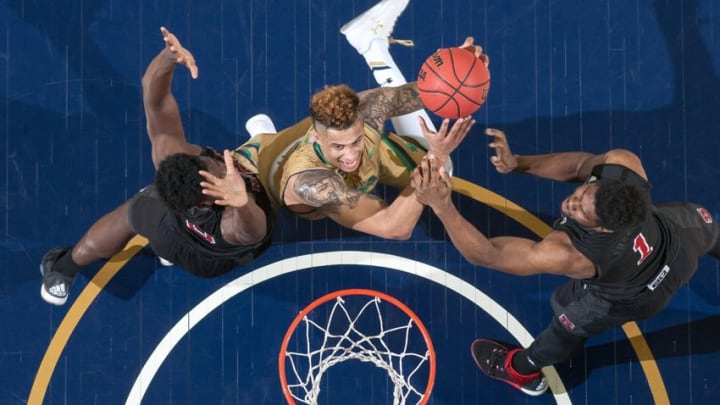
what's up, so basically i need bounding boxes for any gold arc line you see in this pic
[29,178,668,404]
[28,235,148,405]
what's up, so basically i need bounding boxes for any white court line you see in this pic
[125,251,572,404]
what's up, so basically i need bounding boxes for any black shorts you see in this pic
[127,185,248,278]
[656,201,720,259]
[550,202,720,337]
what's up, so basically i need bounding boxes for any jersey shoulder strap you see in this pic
[589,163,650,190]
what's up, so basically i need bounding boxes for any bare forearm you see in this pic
[355,187,425,240]
[432,202,501,267]
[359,82,425,131]
[142,48,177,107]
[512,152,597,182]
[432,202,549,276]
[388,82,425,115]
[221,202,268,245]
[141,46,188,162]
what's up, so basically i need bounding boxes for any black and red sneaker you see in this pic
[471,339,548,397]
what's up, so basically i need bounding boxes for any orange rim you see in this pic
[278,288,437,404]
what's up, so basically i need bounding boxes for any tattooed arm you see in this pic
[357,82,424,133]
[283,169,425,240]
[357,83,475,166]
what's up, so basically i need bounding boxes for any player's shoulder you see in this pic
[601,149,648,181]
[539,231,597,278]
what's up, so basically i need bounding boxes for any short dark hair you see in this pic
[309,84,360,130]
[594,179,650,231]
[154,154,207,211]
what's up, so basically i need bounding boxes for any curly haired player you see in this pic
[242,0,489,239]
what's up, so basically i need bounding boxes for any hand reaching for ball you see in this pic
[457,36,490,67]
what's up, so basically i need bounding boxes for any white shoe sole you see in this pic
[245,114,277,137]
[340,0,410,54]
[40,283,68,306]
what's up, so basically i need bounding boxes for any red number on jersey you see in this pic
[633,233,654,265]
[185,220,217,244]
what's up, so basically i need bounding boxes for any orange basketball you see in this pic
[417,48,490,119]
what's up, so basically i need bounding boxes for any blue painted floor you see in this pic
[1,0,719,404]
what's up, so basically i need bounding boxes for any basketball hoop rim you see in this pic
[278,288,437,405]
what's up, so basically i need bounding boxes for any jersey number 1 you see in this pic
[633,233,653,265]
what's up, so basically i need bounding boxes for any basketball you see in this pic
[417,47,491,119]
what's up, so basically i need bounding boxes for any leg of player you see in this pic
[340,0,438,145]
[40,201,135,305]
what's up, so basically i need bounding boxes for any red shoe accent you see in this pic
[504,348,543,385]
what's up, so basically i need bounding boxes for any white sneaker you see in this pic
[159,257,174,267]
[245,114,277,137]
[340,0,412,55]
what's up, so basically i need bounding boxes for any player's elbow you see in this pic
[604,149,641,167]
[465,255,494,268]
[387,230,413,240]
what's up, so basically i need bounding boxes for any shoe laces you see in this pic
[389,37,414,47]
[486,347,508,376]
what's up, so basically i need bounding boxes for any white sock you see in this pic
[362,40,408,87]
[360,40,437,142]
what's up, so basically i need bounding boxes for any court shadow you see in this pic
[554,314,720,389]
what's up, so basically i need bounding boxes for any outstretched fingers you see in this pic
[198,170,226,203]
[485,128,517,173]
[160,26,199,79]
[200,150,249,207]
[222,149,237,176]
[459,36,489,66]
[447,116,475,144]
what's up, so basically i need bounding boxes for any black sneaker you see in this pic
[40,248,76,306]
[471,339,548,397]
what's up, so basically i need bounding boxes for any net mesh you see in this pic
[282,295,432,405]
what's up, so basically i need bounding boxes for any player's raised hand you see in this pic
[486,128,518,174]
[412,155,452,209]
[160,26,198,79]
[458,36,489,67]
[199,150,249,208]
[419,116,475,161]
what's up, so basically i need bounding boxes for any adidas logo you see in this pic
[49,283,67,297]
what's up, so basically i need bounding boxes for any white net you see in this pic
[281,293,434,405]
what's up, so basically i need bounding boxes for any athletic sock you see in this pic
[511,350,542,375]
[54,250,83,277]
[361,40,408,87]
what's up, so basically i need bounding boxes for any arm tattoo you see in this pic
[294,170,364,211]
[358,83,424,132]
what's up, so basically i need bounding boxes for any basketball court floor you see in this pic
[1,0,719,404]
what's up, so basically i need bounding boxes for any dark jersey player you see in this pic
[411,128,720,396]
[39,27,273,306]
